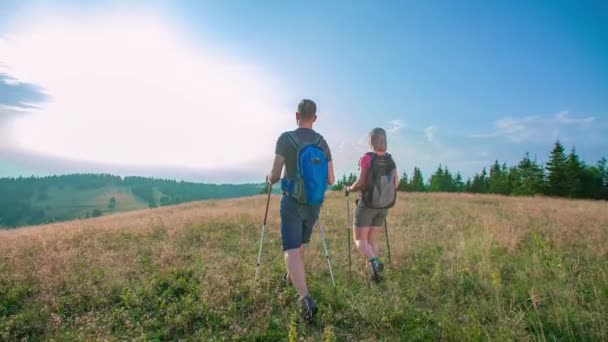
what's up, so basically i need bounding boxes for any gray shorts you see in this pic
[354,199,388,228]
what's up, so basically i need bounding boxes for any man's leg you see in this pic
[297,206,320,321]
[280,196,309,298]
[293,205,319,291]
[284,248,309,297]
[285,245,305,285]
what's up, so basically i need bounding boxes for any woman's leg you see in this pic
[354,227,375,258]
[369,210,388,257]
[354,205,376,258]
[368,226,383,257]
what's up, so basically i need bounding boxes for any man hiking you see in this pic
[345,127,398,281]
[267,99,335,322]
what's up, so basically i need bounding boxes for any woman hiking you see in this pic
[345,128,398,281]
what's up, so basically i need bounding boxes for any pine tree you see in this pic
[595,158,608,199]
[532,156,546,195]
[409,167,426,192]
[441,166,456,192]
[454,172,464,192]
[546,140,569,197]
[579,163,604,199]
[398,172,409,191]
[471,168,489,193]
[508,166,519,194]
[512,153,544,196]
[429,165,444,192]
[566,147,584,198]
[488,160,509,194]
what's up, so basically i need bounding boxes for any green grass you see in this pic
[1,193,607,340]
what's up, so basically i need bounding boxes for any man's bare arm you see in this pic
[327,161,335,185]
[268,154,285,184]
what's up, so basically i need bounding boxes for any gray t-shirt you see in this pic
[275,128,332,178]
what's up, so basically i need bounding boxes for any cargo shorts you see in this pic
[280,195,321,251]
[354,199,388,228]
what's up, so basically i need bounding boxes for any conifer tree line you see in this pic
[333,141,608,200]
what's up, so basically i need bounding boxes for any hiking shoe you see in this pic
[368,259,382,282]
[375,259,384,273]
[300,295,318,322]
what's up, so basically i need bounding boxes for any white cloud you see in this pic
[554,111,595,125]
[0,6,290,171]
[386,119,404,133]
[424,125,437,142]
[473,111,596,143]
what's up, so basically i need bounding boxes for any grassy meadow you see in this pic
[36,186,149,219]
[1,192,607,340]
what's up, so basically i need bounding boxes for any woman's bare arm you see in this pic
[394,168,399,189]
[347,166,368,193]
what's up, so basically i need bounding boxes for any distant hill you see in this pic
[0,174,268,228]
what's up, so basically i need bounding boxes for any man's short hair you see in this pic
[297,99,317,119]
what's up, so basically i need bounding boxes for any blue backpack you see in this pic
[281,132,328,205]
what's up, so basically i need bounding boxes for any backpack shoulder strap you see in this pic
[383,153,396,171]
[365,152,377,163]
[312,134,323,147]
[285,131,301,151]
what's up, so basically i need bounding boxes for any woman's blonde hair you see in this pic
[369,127,387,152]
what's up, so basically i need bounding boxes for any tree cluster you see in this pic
[335,141,608,200]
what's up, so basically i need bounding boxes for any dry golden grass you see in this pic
[1,192,607,340]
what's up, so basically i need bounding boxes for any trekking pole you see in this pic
[318,221,337,290]
[255,181,273,280]
[384,219,392,265]
[345,191,352,279]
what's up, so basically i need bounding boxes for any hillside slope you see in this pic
[1,193,607,340]
[0,174,266,228]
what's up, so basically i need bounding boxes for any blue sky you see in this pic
[1,0,607,182]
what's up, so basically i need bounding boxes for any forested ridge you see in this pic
[0,174,264,228]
